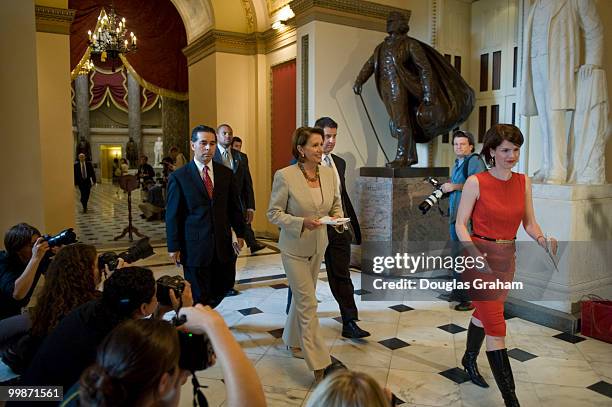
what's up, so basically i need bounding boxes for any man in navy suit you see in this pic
[215,124,266,254]
[316,117,369,338]
[165,125,246,307]
[215,124,266,296]
[74,153,96,213]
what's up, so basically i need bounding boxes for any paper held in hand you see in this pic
[319,216,351,225]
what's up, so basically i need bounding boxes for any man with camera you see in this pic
[20,266,194,394]
[0,224,51,321]
[440,130,486,311]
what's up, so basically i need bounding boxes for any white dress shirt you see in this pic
[194,159,214,186]
[217,144,234,170]
[322,154,341,196]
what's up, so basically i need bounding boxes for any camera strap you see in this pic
[191,373,209,407]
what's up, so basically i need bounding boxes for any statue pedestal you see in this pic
[356,167,450,272]
[510,183,612,332]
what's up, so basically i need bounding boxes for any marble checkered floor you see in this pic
[126,246,612,407]
[74,182,167,248]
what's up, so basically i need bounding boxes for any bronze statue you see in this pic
[354,11,475,168]
[76,136,92,162]
[126,137,139,169]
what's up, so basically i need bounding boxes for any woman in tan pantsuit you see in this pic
[267,127,344,382]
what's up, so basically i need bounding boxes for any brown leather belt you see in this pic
[472,233,516,244]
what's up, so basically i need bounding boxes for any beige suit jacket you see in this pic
[267,164,343,257]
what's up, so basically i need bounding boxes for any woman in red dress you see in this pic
[455,124,557,407]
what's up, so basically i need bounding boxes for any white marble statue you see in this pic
[520,0,608,184]
[154,136,163,166]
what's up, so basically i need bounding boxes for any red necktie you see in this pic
[203,166,213,199]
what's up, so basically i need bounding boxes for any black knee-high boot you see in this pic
[486,349,520,407]
[461,322,489,388]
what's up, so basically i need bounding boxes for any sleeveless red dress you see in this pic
[468,171,525,337]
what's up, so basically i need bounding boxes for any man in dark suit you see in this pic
[316,117,370,338]
[215,124,266,296]
[166,125,246,307]
[216,125,266,253]
[74,153,96,213]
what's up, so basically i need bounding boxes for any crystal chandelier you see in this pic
[87,7,137,71]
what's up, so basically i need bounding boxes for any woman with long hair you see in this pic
[1,243,100,373]
[30,243,99,337]
[455,124,557,406]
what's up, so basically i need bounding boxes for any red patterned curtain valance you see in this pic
[89,66,158,112]
[69,0,188,100]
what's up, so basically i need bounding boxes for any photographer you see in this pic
[139,179,165,221]
[61,306,264,407]
[440,130,486,311]
[1,244,100,374]
[179,305,266,407]
[74,319,189,407]
[20,267,158,392]
[0,223,51,321]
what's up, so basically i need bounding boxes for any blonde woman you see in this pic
[306,370,391,407]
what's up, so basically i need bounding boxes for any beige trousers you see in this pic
[281,252,331,371]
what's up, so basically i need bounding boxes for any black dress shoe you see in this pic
[225,288,240,296]
[455,301,475,311]
[342,320,371,338]
[250,242,267,254]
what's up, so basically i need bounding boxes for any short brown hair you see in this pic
[481,124,524,166]
[291,127,324,162]
[4,223,40,256]
[452,130,476,152]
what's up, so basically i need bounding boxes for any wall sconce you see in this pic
[272,5,294,30]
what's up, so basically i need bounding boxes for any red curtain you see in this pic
[271,60,296,178]
[69,0,188,97]
[87,67,158,112]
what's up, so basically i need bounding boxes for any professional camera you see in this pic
[98,237,154,272]
[418,177,447,214]
[44,228,77,248]
[173,314,215,372]
[156,275,186,306]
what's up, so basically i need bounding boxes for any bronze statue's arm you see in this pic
[410,41,434,104]
[353,53,376,95]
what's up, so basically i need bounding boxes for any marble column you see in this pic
[127,72,142,155]
[75,74,90,143]
[161,96,189,157]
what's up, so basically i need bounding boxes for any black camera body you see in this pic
[44,228,77,247]
[98,237,154,272]
[419,177,447,214]
[156,275,186,306]
[172,315,214,372]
